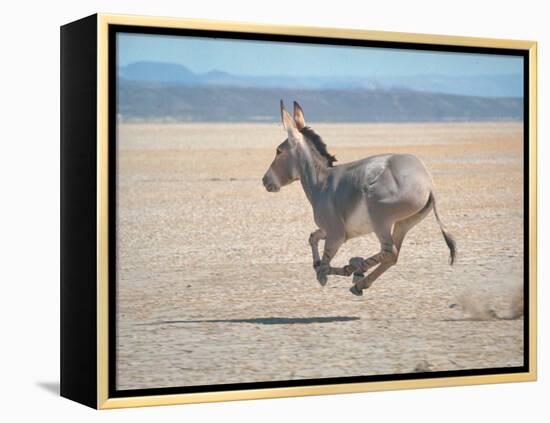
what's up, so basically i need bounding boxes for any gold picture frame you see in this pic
[60,13,537,409]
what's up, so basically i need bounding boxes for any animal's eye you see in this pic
[276,148,282,155]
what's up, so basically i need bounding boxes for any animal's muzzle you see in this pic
[262,172,280,192]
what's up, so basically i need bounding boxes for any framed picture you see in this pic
[60,13,537,409]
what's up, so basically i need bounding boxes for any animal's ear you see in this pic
[293,101,306,130]
[280,100,299,144]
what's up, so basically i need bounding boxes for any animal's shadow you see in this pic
[146,316,360,326]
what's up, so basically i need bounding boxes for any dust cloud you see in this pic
[453,281,524,321]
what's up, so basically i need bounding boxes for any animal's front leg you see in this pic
[310,229,353,278]
[327,265,356,277]
[308,229,326,271]
[316,236,344,286]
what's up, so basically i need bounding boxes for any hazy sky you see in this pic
[117,32,523,78]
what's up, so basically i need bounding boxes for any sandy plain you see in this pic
[115,122,524,390]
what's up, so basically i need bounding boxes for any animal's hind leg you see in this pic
[349,220,397,296]
[348,251,387,280]
[349,261,395,296]
[392,199,432,253]
[346,213,396,282]
[349,200,433,296]
[349,200,432,273]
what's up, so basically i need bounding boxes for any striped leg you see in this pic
[349,244,398,296]
[349,201,433,296]
[327,265,356,277]
[348,251,389,278]
[316,235,344,286]
[310,230,355,280]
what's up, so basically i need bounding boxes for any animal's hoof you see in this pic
[316,271,328,287]
[349,285,363,296]
[349,257,364,270]
[352,273,365,284]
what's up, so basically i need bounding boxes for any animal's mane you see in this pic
[299,126,337,167]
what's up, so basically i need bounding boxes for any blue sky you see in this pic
[117,32,523,78]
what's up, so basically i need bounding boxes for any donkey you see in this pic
[262,101,456,296]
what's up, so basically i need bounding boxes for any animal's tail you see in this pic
[430,191,457,265]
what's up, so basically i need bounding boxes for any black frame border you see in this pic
[107,24,530,399]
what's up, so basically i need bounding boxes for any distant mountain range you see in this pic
[118,80,522,123]
[119,61,523,98]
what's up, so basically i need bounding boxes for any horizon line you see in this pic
[118,60,523,79]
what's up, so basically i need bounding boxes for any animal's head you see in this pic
[262,100,307,193]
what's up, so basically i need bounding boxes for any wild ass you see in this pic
[262,101,456,296]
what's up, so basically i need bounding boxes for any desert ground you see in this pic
[115,121,524,390]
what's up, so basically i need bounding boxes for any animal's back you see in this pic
[331,153,432,239]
